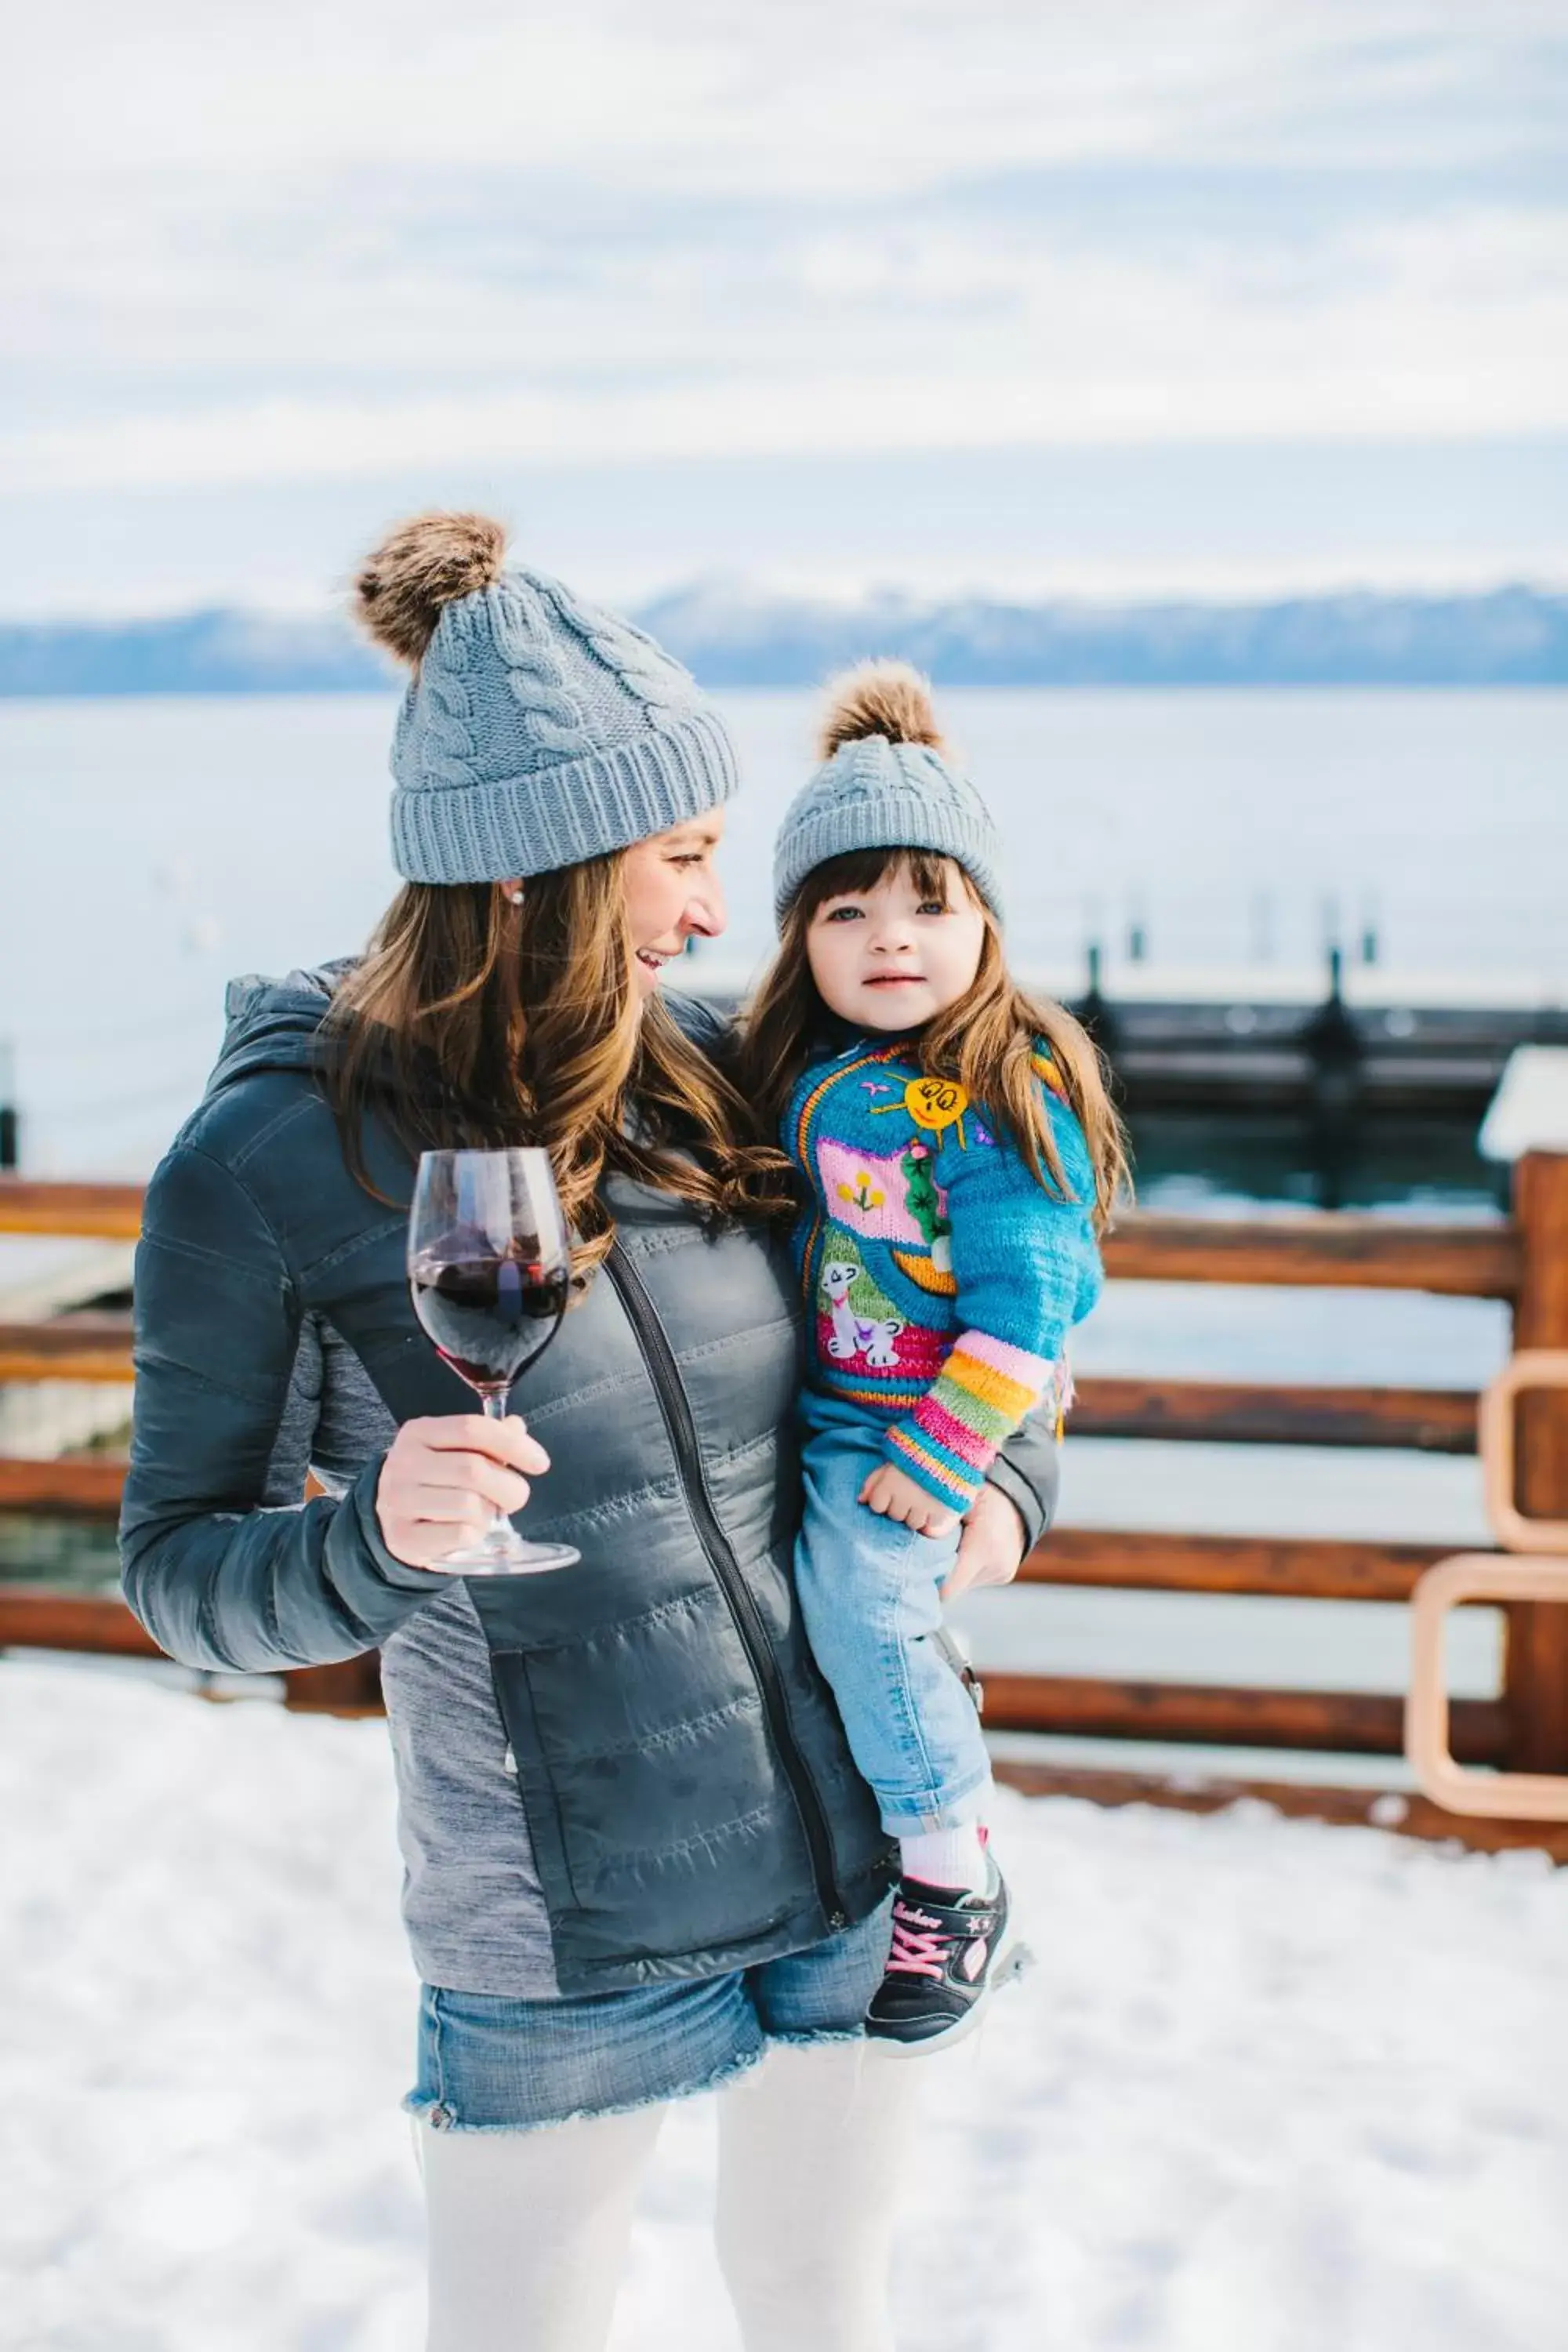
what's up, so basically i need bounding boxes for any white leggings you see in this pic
[418,2037,925,2351]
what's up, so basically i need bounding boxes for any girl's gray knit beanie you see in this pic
[771,662,1004,924]
[355,511,739,884]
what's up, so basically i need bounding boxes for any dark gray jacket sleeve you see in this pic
[118,1142,445,1673]
[984,1405,1059,1553]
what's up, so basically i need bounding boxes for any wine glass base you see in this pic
[432,1537,581,1577]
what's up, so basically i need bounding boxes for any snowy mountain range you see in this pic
[2,584,1564,695]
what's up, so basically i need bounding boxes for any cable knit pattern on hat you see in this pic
[545,580,688,720]
[364,520,739,884]
[491,583,587,757]
[771,731,1004,924]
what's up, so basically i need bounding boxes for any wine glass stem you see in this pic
[481,1389,516,1547]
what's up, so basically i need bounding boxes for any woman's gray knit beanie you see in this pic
[771,662,1004,924]
[355,512,738,884]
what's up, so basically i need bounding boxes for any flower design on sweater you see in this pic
[837,1171,886,1214]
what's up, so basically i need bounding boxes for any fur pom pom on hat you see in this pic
[354,510,739,884]
[772,660,1003,924]
[816,661,946,759]
[354,512,507,666]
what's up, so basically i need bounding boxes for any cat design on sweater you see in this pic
[819,1258,906,1369]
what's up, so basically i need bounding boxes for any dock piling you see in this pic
[0,1044,16,1171]
[1076,941,1120,1061]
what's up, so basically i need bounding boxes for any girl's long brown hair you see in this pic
[739,847,1131,1234]
[323,853,793,1287]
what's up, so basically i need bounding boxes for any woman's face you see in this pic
[620,811,729,998]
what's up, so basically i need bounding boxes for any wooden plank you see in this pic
[1503,1151,1568,1772]
[989,1759,1568,1862]
[0,1178,1519,1294]
[1021,1526,1472,1603]
[0,1585,384,1719]
[0,1178,144,1240]
[0,1445,314,1518]
[0,1459,125,1513]
[0,1465,329,1519]
[5,1588,1552,1855]
[0,1340,1483,1446]
[0,1312,135,1382]
[1105,1211,1520,1299]
[281,1657,387,1715]
[0,1586,158,1657]
[979,1671,1509,1761]
[1072,1375,1478,1453]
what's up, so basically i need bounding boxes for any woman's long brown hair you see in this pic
[738,848,1131,1233]
[323,852,794,1287]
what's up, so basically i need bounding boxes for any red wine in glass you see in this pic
[408,1148,579,1573]
[408,1254,571,1392]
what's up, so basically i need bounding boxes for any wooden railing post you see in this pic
[1503,1149,1568,1770]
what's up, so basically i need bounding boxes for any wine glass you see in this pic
[407,1148,580,1573]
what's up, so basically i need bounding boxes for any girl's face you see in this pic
[805,857,985,1033]
[619,812,729,999]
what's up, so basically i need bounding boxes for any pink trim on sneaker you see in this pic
[886,1896,951,1982]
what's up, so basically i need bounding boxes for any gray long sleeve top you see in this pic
[267,1313,561,1993]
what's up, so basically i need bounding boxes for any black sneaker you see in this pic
[865,1859,1025,2053]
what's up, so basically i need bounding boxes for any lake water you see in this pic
[2,686,1566,1179]
[4,687,1561,1766]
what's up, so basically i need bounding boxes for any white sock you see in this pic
[898,1823,989,1896]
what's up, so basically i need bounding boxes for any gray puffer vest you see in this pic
[121,976,1057,1994]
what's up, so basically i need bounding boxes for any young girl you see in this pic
[742,662,1127,2052]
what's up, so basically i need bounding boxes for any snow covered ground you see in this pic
[4,1658,1566,2352]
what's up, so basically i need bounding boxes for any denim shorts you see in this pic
[407,1900,895,2133]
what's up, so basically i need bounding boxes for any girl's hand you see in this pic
[376,1414,551,1569]
[942,1483,1027,1601]
[858,1461,961,1538]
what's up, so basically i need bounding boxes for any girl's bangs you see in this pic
[796,846,971,919]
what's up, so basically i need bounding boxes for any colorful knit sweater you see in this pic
[785,1036,1104,1511]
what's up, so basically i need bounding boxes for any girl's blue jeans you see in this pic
[794,1389,992,1836]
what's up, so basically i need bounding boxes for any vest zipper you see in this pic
[604,1242,847,1930]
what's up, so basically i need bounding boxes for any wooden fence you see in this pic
[2,1159,1566,1857]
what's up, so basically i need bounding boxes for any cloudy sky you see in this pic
[4,0,1566,613]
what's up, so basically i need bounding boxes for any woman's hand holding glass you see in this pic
[376,1414,552,1571]
[405,1146,579,1573]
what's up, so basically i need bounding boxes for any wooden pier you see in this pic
[684,959,1568,1122]
[1080,983,1568,1117]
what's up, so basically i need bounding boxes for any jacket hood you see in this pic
[208,959,359,1098]
[205,962,724,1109]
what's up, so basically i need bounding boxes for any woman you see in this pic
[120,513,1058,2351]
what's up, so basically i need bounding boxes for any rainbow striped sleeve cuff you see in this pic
[885,1331,1054,1509]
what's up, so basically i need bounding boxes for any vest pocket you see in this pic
[485,1649,586,1919]
[484,1598,814,1975]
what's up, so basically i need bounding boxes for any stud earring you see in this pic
[507,887,524,905]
